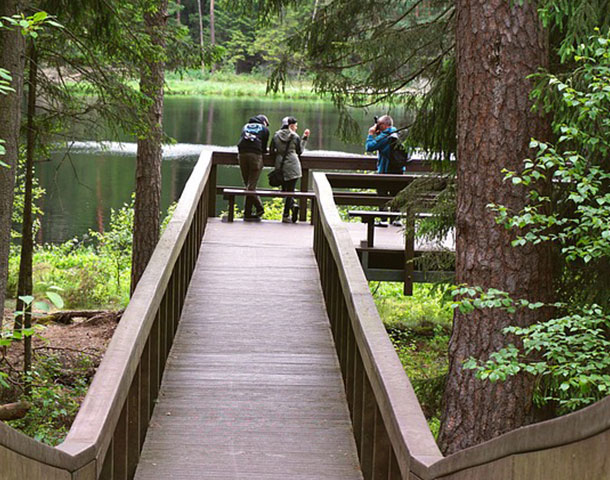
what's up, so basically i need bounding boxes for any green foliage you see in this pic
[372,281,452,330]
[538,0,610,63]
[163,70,320,99]
[463,303,610,414]
[11,156,45,240]
[9,240,129,309]
[372,282,452,436]
[0,11,58,166]
[0,67,15,97]
[7,201,176,310]
[8,353,94,446]
[493,32,610,307]
[89,198,135,296]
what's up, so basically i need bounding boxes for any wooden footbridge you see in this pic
[1,150,609,479]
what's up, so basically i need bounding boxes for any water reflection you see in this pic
[38,96,404,243]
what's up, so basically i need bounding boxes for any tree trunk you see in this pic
[437,0,552,454]
[197,0,205,71]
[0,0,25,330]
[209,0,215,45]
[15,40,37,376]
[131,0,168,294]
[176,0,181,24]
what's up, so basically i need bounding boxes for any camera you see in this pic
[373,116,380,134]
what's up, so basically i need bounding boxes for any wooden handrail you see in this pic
[312,171,443,478]
[312,169,610,480]
[0,149,213,480]
[56,150,212,477]
[2,150,609,480]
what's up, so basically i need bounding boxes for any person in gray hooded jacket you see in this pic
[270,116,310,223]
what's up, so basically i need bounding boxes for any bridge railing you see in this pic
[0,149,213,480]
[312,171,443,479]
[312,170,610,480]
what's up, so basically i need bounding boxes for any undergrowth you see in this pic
[6,352,96,446]
[371,282,452,438]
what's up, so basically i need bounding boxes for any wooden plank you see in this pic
[135,220,362,479]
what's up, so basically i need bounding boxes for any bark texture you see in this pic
[0,0,25,328]
[438,0,553,454]
[15,41,38,374]
[131,0,168,294]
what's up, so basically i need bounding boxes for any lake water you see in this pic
[37,96,383,243]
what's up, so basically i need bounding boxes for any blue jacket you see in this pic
[365,126,397,173]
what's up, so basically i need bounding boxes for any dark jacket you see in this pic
[237,115,270,154]
[270,128,308,181]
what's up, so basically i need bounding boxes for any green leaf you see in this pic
[46,291,64,309]
[18,295,34,305]
[34,301,50,312]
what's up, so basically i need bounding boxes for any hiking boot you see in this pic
[282,216,292,223]
[291,205,300,223]
[244,216,262,222]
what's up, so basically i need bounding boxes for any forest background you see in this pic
[0,0,609,459]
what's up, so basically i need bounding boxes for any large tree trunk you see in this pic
[438,0,552,454]
[0,0,26,330]
[131,0,168,294]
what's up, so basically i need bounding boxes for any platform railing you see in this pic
[0,149,213,480]
[207,148,433,222]
[312,170,610,480]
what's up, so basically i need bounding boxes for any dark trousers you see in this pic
[238,152,264,217]
[281,178,298,218]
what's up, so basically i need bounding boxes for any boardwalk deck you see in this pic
[135,219,363,480]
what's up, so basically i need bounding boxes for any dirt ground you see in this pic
[1,306,118,403]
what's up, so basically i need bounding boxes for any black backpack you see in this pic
[387,132,411,173]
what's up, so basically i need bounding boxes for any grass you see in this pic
[164,70,324,100]
[7,241,130,310]
[66,70,325,101]
[370,281,452,438]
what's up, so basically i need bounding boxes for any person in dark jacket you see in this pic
[270,116,310,223]
[237,114,270,220]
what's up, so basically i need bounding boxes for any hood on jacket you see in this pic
[249,114,269,126]
[275,128,294,142]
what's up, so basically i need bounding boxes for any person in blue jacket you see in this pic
[365,115,398,174]
[365,115,401,225]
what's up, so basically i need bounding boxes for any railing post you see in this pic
[207,162,217,218]
[404,212,414,296]
[372,405,391,479]
[127,369,140,478]
[299,167,309,222]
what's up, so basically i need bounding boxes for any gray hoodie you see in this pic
[270,128,308,181]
